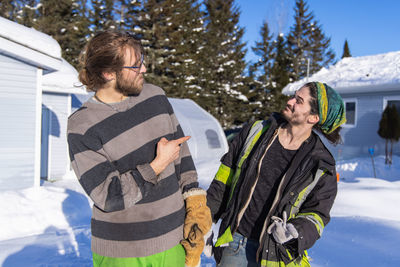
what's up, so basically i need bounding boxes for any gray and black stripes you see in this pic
[91,206,186,241]
[67,84,199,258]
[104,176,124,212]
[68,95,174,161]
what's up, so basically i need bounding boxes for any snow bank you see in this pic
[336,155,400,182]
[1,156,400,266]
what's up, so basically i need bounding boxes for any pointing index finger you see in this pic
[175,136,191,145]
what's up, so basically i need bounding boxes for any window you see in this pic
[343,99,357,127]
[387,100,400,113]
[205,129,221,149]
[383,96,400,114]
[345,102,356,125]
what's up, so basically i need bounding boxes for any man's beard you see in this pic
[281,105,292,120]
[115,71,144,95]
[281,105,302,125]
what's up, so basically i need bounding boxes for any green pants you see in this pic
[92,244,185,267]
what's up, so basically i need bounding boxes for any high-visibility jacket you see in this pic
[206,113,338,266]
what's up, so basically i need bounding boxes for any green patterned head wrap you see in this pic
[313,82,346,134]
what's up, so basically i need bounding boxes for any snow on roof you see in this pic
[42,59,87,95]
[0,17,84,94]
[282,51,400,95]
[0,16,61,59]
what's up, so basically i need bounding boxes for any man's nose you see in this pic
[287,97,295,105]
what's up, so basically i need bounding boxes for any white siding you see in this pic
[0,53,37,191]
[323,91,400,160]
[42,92,69,180]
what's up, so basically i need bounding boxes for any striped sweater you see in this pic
[67,83,198,258]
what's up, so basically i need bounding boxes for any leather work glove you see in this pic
[267,211,299,244]
[181,235,204,267]
[181,188,212,267]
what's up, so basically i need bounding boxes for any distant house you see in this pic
[282,51,400,160]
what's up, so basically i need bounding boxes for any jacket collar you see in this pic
[269,112,336,172]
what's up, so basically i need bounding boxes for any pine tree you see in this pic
[29,0,71,37]
[341,39,351,58]
[249,24,291,119]
[91,0,118,33]
[286,0,312,81]
[159,0,206,99]
[133,0,172,91]
[131,0,206,100]
[4,0,42,28]
[0,0,19,20]
[65,0,91,68]
[120,0,142,32]
[287,0,335,81]
[269,33,290,112]
[309,21,335,73]
[34,0,91,68]
[15,0,37,27]
[114,0,130,30]
[248,21,276,119]
[201,0,249,128]
[250,21,274,88]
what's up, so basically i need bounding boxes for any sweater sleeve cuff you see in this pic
[137,163,158,184]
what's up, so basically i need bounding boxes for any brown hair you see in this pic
[78,31,143,92]
[305,82,343,145]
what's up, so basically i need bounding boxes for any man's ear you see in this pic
[102,71,115,81]
[308,114,319,125]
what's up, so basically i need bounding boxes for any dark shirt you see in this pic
[237,136,297,240]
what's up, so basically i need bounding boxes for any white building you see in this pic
[41,59,87,181]
[0,17,87,191]
[0,16,63,191]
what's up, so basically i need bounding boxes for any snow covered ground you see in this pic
[1,155,400,266]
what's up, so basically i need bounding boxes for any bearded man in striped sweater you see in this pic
[67,31,211,267]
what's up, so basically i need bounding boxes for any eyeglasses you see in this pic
[123,54,145,72]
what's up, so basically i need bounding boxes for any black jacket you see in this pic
[207,114,338,265]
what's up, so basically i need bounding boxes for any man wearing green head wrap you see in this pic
[313,82,346,133]
[206,82,346,266]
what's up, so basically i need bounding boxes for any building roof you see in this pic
[0,17,86,94]
[0,16,61,72]
[282,50,400,95]
[43,59,87,95]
